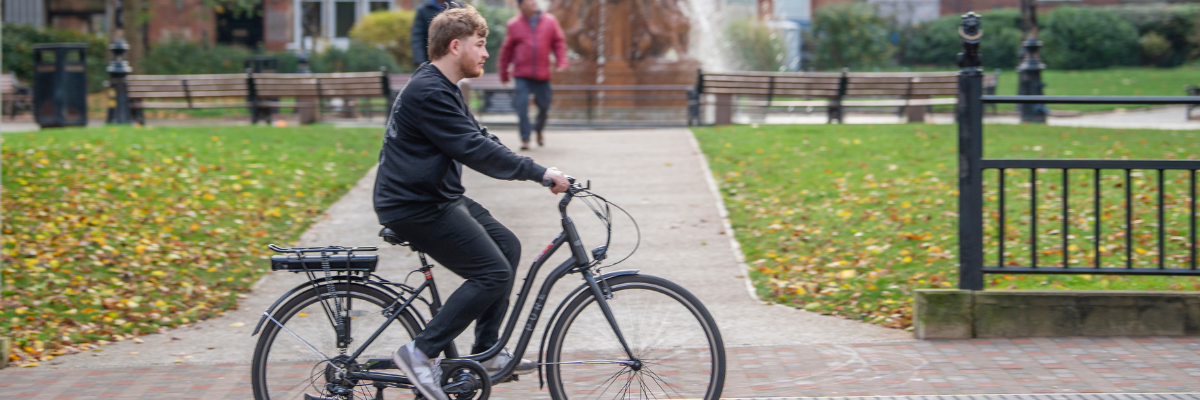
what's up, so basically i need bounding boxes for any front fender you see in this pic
[536,269,640,388]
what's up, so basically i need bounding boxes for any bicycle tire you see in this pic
[545,274,726,400]
[251,282,422,400]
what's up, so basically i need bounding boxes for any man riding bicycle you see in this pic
[373,5,570,400]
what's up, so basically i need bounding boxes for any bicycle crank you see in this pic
[430,359,491,400]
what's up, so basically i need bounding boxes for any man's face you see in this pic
[457,34,488,79]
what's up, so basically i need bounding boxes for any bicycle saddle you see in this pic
[378,227,408,246]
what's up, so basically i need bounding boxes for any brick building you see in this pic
[1,0,430,52]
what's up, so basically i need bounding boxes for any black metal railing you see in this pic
[955,12,1200,289]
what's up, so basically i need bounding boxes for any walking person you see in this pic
[376,5,570,400]
[410,0,462,66]
[498,0,568,150]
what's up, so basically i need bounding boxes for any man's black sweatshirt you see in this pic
[374,63,546,225]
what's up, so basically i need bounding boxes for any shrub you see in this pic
[1041,6,1139,69]
[810,2,895,70]
[1140,32,1174,66]
[1111,4,1200,67]
[141,40,395,75]
[724,18,787,71]
[899,10,1023,70]
[475,2,516,73]
[309,41,402,73]
[1,24,109,93]
[349,9,416,69]
[140,40,258,74]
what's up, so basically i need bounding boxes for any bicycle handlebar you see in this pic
[541,175,577,188]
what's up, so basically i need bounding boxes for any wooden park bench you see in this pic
[839,71,959,123]
[254,70,391,123]
[689,70,844,125]
[690,69,1001,125]
[126,73,252,124]
[389,73,509,113]
[2,72,33,120]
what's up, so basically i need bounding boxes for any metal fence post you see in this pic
[957,12,986,290]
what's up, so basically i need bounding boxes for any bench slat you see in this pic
[128,73,248,80]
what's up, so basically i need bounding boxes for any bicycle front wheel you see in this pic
[545,274,726,400]
[251,282,422,400]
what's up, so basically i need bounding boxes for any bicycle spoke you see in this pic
[590,366,631,400]
[264,312,332,361]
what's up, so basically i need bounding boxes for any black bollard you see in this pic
[1017,0,1047,123]
[107,0,133,124]
[956,12,985,291]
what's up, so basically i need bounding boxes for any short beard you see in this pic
[459,57,483,79]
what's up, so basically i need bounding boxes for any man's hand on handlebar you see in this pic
[541,167,570,194]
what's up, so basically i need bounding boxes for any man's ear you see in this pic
[448,38,462,56]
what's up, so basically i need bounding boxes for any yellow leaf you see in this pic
[228,322,246,328]
[151,270,167,277]
[838,269,857,279]
[18,362,39,368]
[162,158,174,164]
[202,193,216,201]
[928,246,943,253]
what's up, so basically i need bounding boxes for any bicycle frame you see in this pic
[269,183,641,387]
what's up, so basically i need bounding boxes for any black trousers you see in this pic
[384,197,520,357]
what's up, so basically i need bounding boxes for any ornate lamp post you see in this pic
[107,0,133,124]
[1017,0,1047,123]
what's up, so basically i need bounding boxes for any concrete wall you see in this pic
[915,289,1200,339]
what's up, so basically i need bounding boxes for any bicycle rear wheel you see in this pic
[545,274,726,400]
[251,283,422,400]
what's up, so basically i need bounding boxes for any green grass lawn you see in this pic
[694,123,1200,330]
[1,125,383,366]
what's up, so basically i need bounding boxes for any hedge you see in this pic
[898,5,1199,70]
[1,24,109,93]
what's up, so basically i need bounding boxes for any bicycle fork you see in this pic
[581,270,640,367]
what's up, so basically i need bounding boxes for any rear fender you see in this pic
[251,276,399,336]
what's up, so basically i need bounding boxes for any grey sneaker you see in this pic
[479,348,537,373]
[393,342,448,400]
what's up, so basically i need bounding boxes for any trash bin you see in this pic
[32,43,88,128]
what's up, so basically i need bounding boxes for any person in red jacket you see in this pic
[498,0,567,150]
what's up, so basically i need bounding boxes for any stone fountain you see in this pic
[547,0,700,111]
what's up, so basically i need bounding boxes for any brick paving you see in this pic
[4,337,1200,399]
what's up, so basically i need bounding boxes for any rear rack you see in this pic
[267,244,379,273]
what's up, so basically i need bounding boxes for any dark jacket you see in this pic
[411,0,460,66]
[374,63,546,224]
[499,11,568,82]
